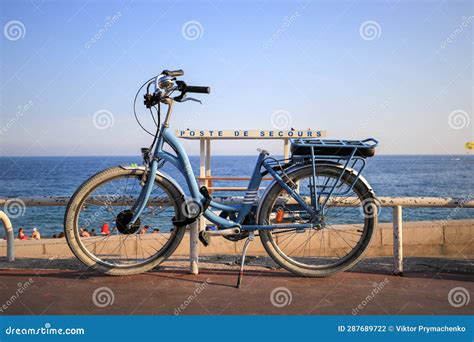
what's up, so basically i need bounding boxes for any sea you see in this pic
[0,155,472,237]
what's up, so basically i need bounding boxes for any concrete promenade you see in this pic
[0,260,472,315]
[0,219,472,315]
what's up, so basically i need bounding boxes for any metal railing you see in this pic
[0,210,14,261]
[0,196,472,275]
[205,196,474,275]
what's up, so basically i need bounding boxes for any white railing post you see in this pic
[283,138,290,159]
[0,210,15,261]
[190,220,199,274]
[393,205,403,275]
[205,138,211,190]
[189,138,207,275]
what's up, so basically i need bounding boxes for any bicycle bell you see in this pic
[157,74,174,91]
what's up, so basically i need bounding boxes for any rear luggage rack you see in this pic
[290,138,378,158]
[291,138,378,149]
[289,138,379,198]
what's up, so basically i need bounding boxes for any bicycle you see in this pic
[64,69,379,287]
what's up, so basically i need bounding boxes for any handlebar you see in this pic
[176,81,210,94]
[185,85,210,94]
[162,69,184,77]
[144,69,210,108]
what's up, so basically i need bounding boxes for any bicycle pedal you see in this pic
[199,231,211,246]
[199,186,212,200]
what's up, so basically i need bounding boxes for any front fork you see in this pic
[128,158,160,225]
[128,98,176,226]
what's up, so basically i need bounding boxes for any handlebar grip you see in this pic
[186,85,211,94]
[162,69,184,77]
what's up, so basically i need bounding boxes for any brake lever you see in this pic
[174,93,202,104]
[144,90,161,108]
[182,96,202,104]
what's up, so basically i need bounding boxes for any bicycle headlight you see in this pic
[157,75,174,90]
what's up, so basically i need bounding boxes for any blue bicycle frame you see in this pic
[128,124,317,231]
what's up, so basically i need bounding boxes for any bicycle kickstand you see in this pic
[236,231,254,289]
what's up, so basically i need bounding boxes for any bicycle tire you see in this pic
[257,164,376,277]
[64,166,186,276]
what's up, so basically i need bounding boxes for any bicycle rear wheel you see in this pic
[64,166,186,275]
[257,164,376,277]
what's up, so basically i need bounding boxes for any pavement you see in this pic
[0,256,472,315]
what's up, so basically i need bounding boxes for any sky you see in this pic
[0,0,472,156]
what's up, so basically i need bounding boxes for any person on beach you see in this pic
[79,228,91,238]
[31,227,41,240]
[17,228,28,240]
[101,223,110,236]
[152,228,160,234]
[139,225,150,234]
[52,231,65,238]
[90,229,96,236]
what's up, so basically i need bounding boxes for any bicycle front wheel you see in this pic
[64,166,186,275]
[258,164,376,277]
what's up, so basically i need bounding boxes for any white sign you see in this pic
[175,130,326,139]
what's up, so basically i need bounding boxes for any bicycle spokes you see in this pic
[76,173,180,268]
[262,167,373,270]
